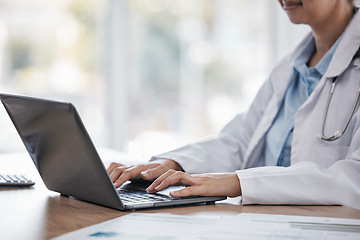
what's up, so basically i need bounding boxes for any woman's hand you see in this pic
[146,170,242,198]
[107,159,183,188]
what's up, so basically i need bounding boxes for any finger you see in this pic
[108,165,130,183]
[141,164,178,181]
[170,186,200,198]
[155,172,198,191]
[107,162,125,175]
[140,164,170,180]
[114,163,160,188]
[148,171,198,193]
[146,169,177,192]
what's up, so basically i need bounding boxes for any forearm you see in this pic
[147,171,242,198]
[237,160,360,209]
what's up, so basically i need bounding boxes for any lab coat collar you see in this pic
[270,33,313,101]
[271,9,360,95]
[325,9,360,78]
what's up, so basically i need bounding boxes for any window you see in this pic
[0,0,309,158]
[106,0,309,157]
[0,0,107,151]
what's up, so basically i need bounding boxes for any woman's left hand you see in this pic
[146,170,242,198]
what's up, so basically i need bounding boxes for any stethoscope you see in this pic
[319,65,360,141]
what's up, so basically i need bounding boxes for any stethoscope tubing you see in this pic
[320,65,360,141]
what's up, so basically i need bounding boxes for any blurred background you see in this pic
[0,0,310,159]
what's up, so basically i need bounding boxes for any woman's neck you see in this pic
[308,5,354,67]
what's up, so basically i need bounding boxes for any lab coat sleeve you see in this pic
[237,127,360,209]
[153,79,276,174]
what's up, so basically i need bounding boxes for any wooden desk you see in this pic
[1,152,360,240]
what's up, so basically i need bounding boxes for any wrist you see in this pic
[231,172,242,197]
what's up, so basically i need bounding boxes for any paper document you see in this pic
[52,213,221,240]
[201,213,360,240]
[52,213,360,240]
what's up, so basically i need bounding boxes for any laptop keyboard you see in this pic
[117,188,172,205]
[0,174,35,187]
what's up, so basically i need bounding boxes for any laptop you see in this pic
[0,93,226,210]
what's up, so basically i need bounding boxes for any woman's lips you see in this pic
[282,1,303,11]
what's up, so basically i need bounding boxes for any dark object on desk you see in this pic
[0,93,226,210]
[0,174,35,187]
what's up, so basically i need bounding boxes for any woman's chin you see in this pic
[286,15,306,25]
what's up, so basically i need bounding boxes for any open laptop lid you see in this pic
[0,94,124,210]
[1,94,227,210]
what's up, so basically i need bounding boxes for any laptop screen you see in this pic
[0,94,124,210]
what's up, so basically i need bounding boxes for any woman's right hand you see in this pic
[106,159,183,188]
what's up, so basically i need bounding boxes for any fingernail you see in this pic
[141,171,149,178]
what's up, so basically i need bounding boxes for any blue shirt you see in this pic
[264,35,341,167]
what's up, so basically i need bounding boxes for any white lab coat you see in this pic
[155,10,360,209]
